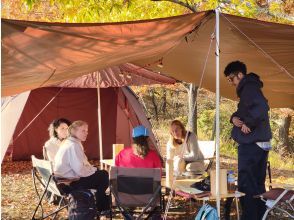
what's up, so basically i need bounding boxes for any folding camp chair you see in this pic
[31,155,78,220]
[41,147,60,204]
[258,186,294,219]
[184,141,215,176]
[109,166,162,220]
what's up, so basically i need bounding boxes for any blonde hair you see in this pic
[169,120,187,147]
[68,120,88,136]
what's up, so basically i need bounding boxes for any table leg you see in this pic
[236,197,240,220]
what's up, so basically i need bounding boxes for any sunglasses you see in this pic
[227,74,237,82]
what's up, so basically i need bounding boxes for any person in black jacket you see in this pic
[224,61,272,220]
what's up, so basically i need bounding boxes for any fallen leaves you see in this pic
[1,159,292,219]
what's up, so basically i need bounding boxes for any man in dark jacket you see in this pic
[224,61,272,220]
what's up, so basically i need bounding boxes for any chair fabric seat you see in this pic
[261,188,294,201]
[110,166,162,219]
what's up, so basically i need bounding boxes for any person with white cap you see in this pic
[115,125,161,169]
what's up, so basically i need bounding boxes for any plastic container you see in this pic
[210,169,228,196]
[227,170,235,193]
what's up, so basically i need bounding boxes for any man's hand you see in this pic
[241,124,251,134]
[232,117,243,127]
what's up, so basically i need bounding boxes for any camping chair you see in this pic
[31,155,78,220]
[184,141,215,176]
[41,147,59,204]
[257,186,294,219]
[109,166,162,220]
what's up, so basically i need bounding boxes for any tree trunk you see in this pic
[278,114,293,154]
[160,88,167,116]
[187,83,198,134]
[149,89,159,121]
[174,89,180,109]
[211,114,216,141]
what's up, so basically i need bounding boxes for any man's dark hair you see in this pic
[133,136,150,158]
[224,60,247,76]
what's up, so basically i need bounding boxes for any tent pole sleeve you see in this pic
[215,8,221,218]
[97,73,104,168]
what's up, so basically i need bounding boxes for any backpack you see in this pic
[68,189,97,220]
[195,203,218,220]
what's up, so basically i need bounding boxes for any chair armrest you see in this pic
[269,183,294,190]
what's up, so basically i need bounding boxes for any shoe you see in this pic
[98,209,112,218]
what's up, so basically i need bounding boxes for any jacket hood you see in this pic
[237,72,263,97]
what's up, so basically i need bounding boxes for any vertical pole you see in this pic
[97,72,104,169]
[215,8,221,218]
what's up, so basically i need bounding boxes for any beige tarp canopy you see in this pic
[2,11,294,107]
[135,13,294,108]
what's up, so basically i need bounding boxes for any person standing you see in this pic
[224,61,272,220]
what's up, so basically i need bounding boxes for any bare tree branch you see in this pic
[151,0,197,12]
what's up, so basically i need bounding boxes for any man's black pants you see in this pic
[238,143,268,220]
[70,170,110,211]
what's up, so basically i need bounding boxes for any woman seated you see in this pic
[43,118,71,162]
[54,120,109,212]
[166,120,204,174]
[115,125,161,169]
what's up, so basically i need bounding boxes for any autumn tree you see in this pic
[277,109,294,155]
[2,0,293,151]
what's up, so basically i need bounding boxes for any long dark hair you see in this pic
[48,118,71,139]
[133,136,149,158]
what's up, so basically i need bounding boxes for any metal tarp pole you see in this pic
[215,8,221,218]
[97,72,104,169]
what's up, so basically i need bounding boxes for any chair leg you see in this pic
[52,197,64,220]
[276,206,294,218]
[41,204,68,220]
[235,197,240,220]
[32,174,68,220]
[110,186,134,220]
[31,182,50,220]
[262,208,271,220]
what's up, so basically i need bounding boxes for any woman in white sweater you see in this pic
[166,120,204,174]
[43,118,71,162]
[54,120,109,212]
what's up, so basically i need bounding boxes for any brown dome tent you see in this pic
[4,64,175,161]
